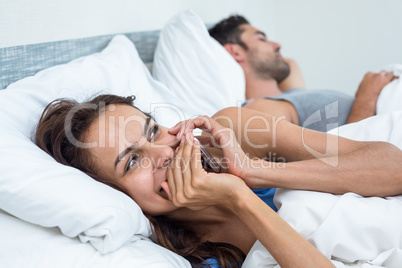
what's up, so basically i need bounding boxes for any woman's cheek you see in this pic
[124,169,153,201]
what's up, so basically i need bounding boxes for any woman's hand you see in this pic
[169,116,251,180]
[167,131,246,210]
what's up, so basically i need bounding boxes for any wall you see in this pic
[0,0,241,47]
[241,0,402,95]
[1,0,401,95]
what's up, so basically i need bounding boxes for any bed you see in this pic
[1,9,402,268]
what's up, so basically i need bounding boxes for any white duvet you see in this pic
[243,190,402,268]
[242,66,402,268]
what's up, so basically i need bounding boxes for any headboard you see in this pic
[0,30,160,90]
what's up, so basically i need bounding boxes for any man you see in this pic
[209,15,395,130]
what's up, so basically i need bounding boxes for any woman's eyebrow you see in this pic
[114,116,152,169]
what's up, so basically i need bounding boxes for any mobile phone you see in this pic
[199,143,222,173]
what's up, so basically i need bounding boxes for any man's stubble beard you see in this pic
[248,49,290,83]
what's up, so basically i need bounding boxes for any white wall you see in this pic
[1,0,401,95]
[0,0,240,47]
[241,0,402,95]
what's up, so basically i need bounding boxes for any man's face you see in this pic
[239,24,290,83]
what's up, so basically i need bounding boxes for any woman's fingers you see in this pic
[168,121,185,135]
[170,116,236,151]
[167,132,240,210]
[181,132,194,192]
[170,138,184,206]
[168,131,198,207]
[169,116,217,141]
[166,166,175,201]
[191,139,203,175]
[171,116,246,177]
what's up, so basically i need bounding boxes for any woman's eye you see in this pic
[149,125,159,141]
[125,153,140,172]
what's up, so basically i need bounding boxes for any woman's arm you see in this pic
[168,135,334,268]
[232,187,334,268]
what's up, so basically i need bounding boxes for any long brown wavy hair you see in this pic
[35,94,245,268]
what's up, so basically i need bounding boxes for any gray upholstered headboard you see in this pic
[0,30,160,90]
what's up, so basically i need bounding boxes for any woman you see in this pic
[35,94,402,268]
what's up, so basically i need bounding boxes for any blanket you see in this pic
[242,65,402,268]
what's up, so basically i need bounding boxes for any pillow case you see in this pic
[0,35,170,254]
[152,9,246,118]
[0,209,191,267]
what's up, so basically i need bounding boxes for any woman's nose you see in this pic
[152,126,179,169]
[153,146,174,169]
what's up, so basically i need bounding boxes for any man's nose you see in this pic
[270,41,281,52]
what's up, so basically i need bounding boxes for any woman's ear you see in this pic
[223,43,245,63]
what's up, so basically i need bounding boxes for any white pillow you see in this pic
[152,9,246,118]
[0,209,191,267]
[376,64,402,115]
[0,35,168,254]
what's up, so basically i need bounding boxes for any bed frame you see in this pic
[0,30,160,90]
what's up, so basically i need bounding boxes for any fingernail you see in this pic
[186,132,191,140]
[181,135,185,143]
[177,130,182,140]
[169,124,179,132]
[175,147,179,153]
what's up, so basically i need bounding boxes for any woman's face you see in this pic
[85,104,179,215]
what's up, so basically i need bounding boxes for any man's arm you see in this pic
[242,98,299,125]
[278,58,306,91]
[213,107,402,197]
[247,141,401,197]
[347,71,395,124]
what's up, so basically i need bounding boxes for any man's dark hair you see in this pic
[209,15,249,49]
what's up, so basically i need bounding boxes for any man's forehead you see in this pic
[240,24,266,37]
